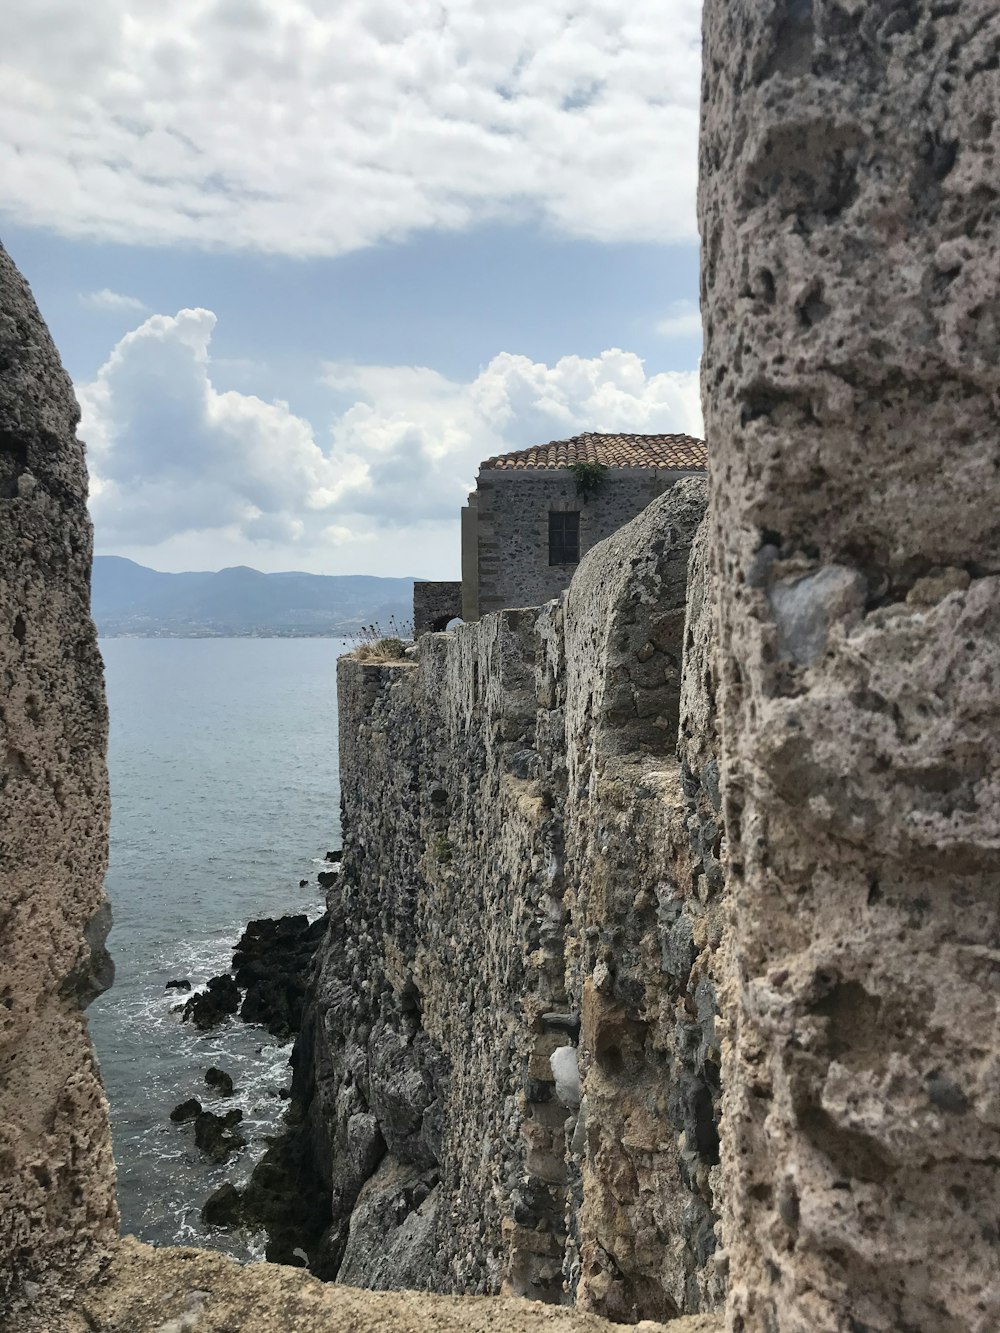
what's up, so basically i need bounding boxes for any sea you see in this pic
[87,636,349,1261]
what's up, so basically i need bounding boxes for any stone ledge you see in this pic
[28,1238,725,1333]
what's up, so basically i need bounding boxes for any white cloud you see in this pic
[656,298,702,339]
[79,307,345,548]
[80,287,148,314]
[322,349,703,526]
[2,0,702,257]
[79,307,702,575]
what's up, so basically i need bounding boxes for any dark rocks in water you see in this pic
[181,974,241,1030]
[325,850,342,862]
[231,913,328,1040]
[169,1097,202,1123]
[205,1066,234,1097]
[165,978,191,992]
[299,879,309,888]
[202,1181,243,1228]
[241,1117,331,1269]
[317,870,338,889]
[194,1108,245,1162]
[169,907,330,1239]
[241,979,302,1039]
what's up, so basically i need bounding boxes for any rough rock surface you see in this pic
[0,241,118,1311]
[179,912,326,1035]
[562,511,726,1320]
[58,1237,722,1333]
[280,480,726,1321]
[700,4,1000,1331]
[234,912,328,1038]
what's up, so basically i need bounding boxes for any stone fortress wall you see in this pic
[0,243,119,1314]
[0,238,711,1333]
[2,0,998,1329]
[298,479,724,1323]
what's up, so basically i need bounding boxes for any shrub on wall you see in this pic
[567,461,608,503]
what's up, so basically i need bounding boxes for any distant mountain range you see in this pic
[91,556,416,638]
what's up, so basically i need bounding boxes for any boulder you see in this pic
[194,1109,246,1162]
[169,1098,202,1124]
[181,974,241,1030]
[205,1067,234,1097]
[202,1181,243,1228]
[241,1126,331,1269]
[165,978,191,992]
[230,913,328,1040]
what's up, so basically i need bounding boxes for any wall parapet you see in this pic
[289,478,726,1322]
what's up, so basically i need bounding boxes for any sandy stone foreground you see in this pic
[26,1237,723,1333]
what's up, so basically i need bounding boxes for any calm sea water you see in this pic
[88,637,347,1259]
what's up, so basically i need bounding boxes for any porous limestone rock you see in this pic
[67,1236,724,1333]
[700,4,1000,1330]
[0,241,118,1312]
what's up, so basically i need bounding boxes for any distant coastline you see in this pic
[92,555,419,639]
[98,629,360,639]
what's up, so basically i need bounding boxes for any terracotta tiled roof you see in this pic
[481,432,706,471]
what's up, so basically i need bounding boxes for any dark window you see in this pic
[548,511,580,565]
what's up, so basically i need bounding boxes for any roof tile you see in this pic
[481,431,706,471]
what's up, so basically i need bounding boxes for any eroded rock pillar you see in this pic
[0,243,117,1312]
[700,5,1000,1331]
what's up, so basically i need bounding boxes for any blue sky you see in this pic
[3,0,703,578]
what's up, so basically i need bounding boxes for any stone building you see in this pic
[413,432,706,634]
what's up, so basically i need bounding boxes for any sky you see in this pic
[3,0,704,579]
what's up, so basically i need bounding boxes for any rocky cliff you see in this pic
[0,241,118,1313]
[282,478,728,1323]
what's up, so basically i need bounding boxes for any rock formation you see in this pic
[700,3,1000,1330]
[0,242,118,1311]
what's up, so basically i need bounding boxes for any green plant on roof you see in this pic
[567,460,608,502]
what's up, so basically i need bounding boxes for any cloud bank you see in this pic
[3,0,702,257]
[79,308,702,574]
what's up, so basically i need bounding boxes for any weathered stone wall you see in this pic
[473,470,703,621]
[700,4,1000,1331]
[0,243,118,1314]
[292,479,727,1323]
[562,507,726,1323]
[413,580,463,636]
